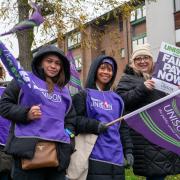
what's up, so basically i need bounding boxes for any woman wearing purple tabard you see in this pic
[0,64,12,180]
[0,44,77,180]
[72,55,133,180]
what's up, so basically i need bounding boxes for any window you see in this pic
[144,36,147,44]
[142,6,146,17]
[130,5,146,22]
[132,34,147,51]
[130,10,136,21]
[176,29,180,43]
[67,32,81,48]
[175,0,180,12]
[136,8,142,19]
[74,55,82,70]
[120,48,125,58]
[138,38,143,45]
[119,20,123,32]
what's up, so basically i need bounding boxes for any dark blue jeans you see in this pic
[146,176,166,180]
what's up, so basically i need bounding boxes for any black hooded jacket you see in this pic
[116,65,180,177]
[72,55,133,180]
[0,45,76,171]
[32,45,70,84]
[85,55,117,90]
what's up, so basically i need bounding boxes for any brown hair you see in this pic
[0,64,6,80]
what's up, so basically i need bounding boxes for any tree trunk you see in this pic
[16,0,34,71]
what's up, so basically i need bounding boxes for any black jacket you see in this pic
[115,65,180,177]
[0,45,76,171]
[73,55,133,180]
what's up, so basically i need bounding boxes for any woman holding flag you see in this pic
[0,43,77,180]
[72,55,133,180]
[116,44,180,180]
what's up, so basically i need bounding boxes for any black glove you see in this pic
[125,153,134,168]
[97,123,108,134]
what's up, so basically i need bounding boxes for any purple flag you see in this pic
[0,0,44,36]
[66,51,82,92]
[124,90,180,155]
[0,41,41,105]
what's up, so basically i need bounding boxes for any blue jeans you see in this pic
[146,176,166,180]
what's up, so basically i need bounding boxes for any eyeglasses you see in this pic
[134,56,151,63]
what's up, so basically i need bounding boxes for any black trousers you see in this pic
[87,160,125,180]
[13,159,65,180]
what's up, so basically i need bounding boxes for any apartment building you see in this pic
[57,1,147,88]
[33,0,180,91]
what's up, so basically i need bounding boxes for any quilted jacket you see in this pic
[115,65,180,177]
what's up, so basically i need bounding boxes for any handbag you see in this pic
[21,141,59,170]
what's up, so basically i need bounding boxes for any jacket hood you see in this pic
[31,45,70,85]
[85,55,117,90]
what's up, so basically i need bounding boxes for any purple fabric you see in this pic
[0,1,44,36]
[15,73,71,143]
[86,88,124,166]
[0,41,71,143]
[29,0,44,25]
[66,51,82,90]
[0,87,10,146]
[124,90,180,155]
[102,58,114,71]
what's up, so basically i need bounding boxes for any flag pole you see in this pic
[106,116,124,127]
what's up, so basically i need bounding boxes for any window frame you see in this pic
[132,33,147,51]
[130,5,146,23]
[174,0,180,12]
[120,48,125,58]
[67,32,81,49]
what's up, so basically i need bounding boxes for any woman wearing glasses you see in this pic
[115,44,180,180]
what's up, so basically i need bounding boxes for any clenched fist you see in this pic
[27,105,42,120]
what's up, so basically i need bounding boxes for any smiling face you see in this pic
[41,54,61,78]
[96,63,113,90]
[133,55,153,74]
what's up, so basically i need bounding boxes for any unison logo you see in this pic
[90,97,112,110]
[164,104,180,133]
[41,91,62,102]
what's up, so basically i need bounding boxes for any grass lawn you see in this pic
[125,168,180,180]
